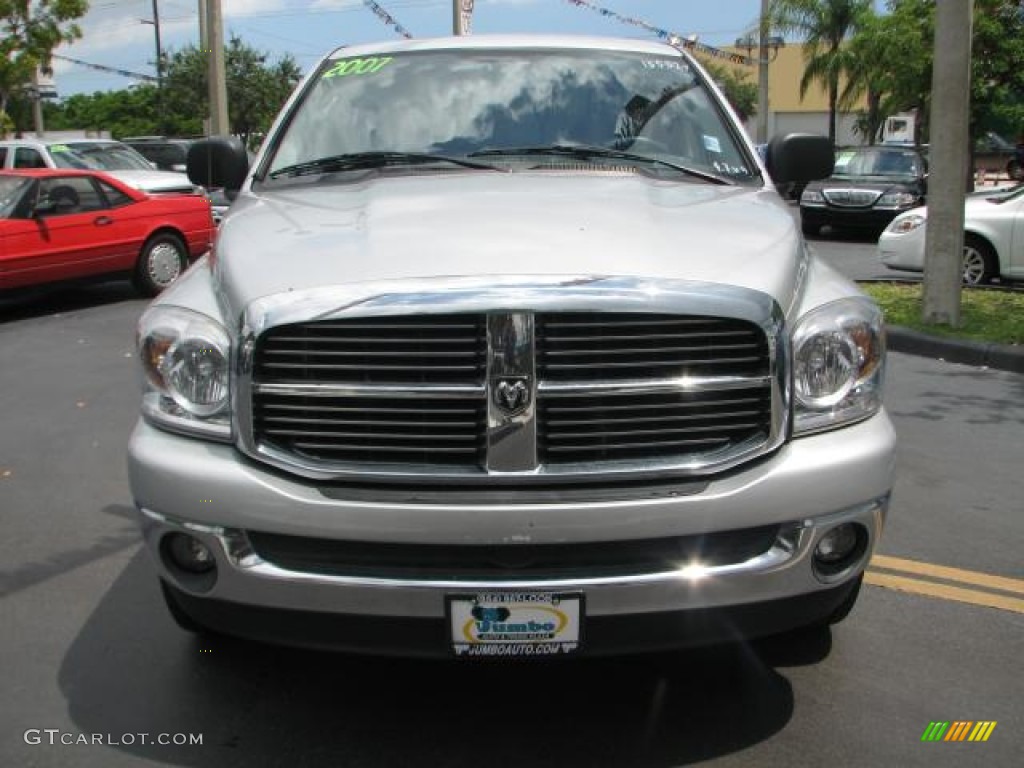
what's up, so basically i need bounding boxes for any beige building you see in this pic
[711,44,865,145]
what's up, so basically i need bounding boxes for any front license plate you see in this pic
[447,592,583,658]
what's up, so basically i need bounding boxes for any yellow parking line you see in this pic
[870,554,1024,596]
[864,571,1024,614]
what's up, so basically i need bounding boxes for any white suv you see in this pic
[0,138,197,195]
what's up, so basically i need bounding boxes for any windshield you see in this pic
[0,175,31,217]
[833,148,923,179]
[265,47,756,183]
[50,142,154,171]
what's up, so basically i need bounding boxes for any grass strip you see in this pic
[861,282,1024,345]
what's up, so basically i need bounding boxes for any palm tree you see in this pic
[771,0,874,145]
[839,14,892,145]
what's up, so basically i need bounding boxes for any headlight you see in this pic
[886,213,926,234]
[137,306,232,441]
[877,191,917,209]
[792,297,885,434]
[801,188,825,205]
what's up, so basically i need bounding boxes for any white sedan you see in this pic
[878,185,1024,284]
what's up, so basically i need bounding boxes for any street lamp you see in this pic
[734,34,786,58]
[141,0,163,134]
[735,32,785,144]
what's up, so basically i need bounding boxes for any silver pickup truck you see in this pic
[128,35,895,658]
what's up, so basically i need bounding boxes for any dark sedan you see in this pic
[799,145,927,236]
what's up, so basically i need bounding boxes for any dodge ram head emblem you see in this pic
[494,377,531,416]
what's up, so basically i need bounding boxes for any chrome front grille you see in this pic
[823,188,882,207]
[253,315,487,464]
[536,313,767,379]
[254,392,486,465]
[255,315,487,384]
[242,280,786,483]
[538,388,772,464]
[535,313,770,464]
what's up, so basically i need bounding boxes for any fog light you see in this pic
[166,533,216,574]
[815,524,859,563]
[812,523,868,582]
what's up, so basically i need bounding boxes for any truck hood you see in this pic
[214,172,804,320]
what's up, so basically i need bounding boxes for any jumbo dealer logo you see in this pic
[463,603,568,643]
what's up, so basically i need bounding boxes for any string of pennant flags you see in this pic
[562,0,754,66]
[359,0,751,65]
[51,54,158,83]
[53,1,751,87]
[362,0,413,39]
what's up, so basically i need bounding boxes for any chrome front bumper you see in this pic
[129,411,896,621]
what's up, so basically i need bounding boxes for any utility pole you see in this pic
[736,3,780,143]
[206,0,229,136]
[30,69,45,136]
[756,0,770,143]
[922,0,973,327]
[28,3,44,136]
[143,0,164,133]
[198,0,210,135]
[198,0,208,49]
[453,0,473,35]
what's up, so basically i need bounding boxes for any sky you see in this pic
[50,0,779,97]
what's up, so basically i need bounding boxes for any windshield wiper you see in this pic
[468,144,731,185]
[268,151,505,179]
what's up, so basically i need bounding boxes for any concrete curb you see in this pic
[886,325,1024,373]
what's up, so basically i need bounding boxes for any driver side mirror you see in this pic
[187,136,250,195]
[32,199,58,217]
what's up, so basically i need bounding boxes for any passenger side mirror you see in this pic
[765,134,834,184]
[187,136,250,194]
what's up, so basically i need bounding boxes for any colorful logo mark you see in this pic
[921,721,997,742]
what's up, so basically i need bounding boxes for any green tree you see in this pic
[837,9,929,144]
[44,37,302,145]
[771,0,874,144]
[844,1,1024,154]
[702,61,759,123]
[843,0,934,144]
[0,0,89,124]
[969,0,1024,141]
[162,36,302,147]
[46,86,158,137]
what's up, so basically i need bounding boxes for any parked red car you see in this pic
[0,169,214,296]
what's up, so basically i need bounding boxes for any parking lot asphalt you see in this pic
[1,265,1021,767]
